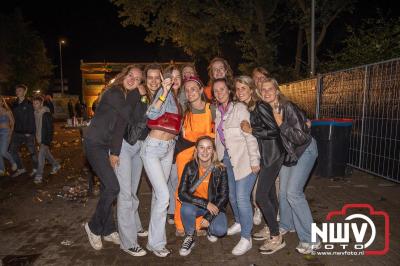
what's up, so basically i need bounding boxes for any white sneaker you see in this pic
[146,244,171,257]
[296,241,321,254]
[253,207,262,225]
[84,222,102,250]
[30,169,37,177]
[12,168,26,177]
[232,237,252,256]
[259,234,286,255]
[50,164,61,175]
[11,163,17,172]
[179,235,195,256]
[104,232,120,245]
[207,234,218,243]
[33,176,43,184]
[123,245,147,257]
[137,229,148,237]
[227,223,241,236]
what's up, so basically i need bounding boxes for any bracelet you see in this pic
[159,95,166,102]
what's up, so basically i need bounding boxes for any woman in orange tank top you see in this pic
[174,76,215,236]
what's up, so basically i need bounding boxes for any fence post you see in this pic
[316,75,322,119]
[359,66,369,168]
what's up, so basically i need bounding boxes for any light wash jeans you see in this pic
[223,150,257,240]
[140,136,175,250]
[115,139,145,249]
[279,138,318,244]
[167,163,178,215]
[36,144,59,177]
[0,129,15,172]
[181,202,227,237]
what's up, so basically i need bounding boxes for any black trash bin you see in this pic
[311,119,353,177]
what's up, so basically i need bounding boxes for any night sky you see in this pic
[2,0,398,95]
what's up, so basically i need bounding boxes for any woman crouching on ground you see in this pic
[140,69,182,257]
[178,136,228,256]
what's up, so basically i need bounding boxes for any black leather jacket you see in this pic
[279,101,312,166]
[250,101,285,167]
[178,160,229,222]
[124,90,148,145]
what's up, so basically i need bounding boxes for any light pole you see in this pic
[59,39,65,94]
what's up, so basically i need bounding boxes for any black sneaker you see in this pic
[123,245,147,257]
[179,235,195,256]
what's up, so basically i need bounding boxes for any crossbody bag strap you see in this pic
[189,165,214,194]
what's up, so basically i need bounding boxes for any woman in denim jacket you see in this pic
[140,69,182,257]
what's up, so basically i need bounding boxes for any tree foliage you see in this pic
[112,0,279,74]
[321,18,400,71]
[0,11,53,95]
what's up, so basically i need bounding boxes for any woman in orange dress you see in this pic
[174,76,215,236]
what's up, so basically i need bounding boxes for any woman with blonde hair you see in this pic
[203,57,234,101]
[0,97,16,176]
[177,136,228,256]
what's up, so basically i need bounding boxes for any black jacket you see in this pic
[279,101,312,166]
[124,90,148,145]
[85,86,137,155]
[12,98,35,134]
[251,101,285,167]
[178,160,229,222]
[41,112,54,146]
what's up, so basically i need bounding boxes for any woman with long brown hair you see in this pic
[83,65,142,251]
[0,97,16,176]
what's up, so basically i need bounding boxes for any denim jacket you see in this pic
[146,88,180,120]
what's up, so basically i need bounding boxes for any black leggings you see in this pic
[256,157,283,236]
[84,139,120,236]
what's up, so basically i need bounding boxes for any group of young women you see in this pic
[83,57,320,258]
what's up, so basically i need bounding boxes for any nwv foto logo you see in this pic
[311,204,390,255]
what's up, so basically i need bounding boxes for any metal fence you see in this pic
[280,58,400,183]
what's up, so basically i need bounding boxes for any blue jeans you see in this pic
[0,129,15,172]
[167,163,178,215]
[279,138,318,244]
[223,150,256,239]
[140,136,175,250]
[181,202,227,237]
[115,140,145,249]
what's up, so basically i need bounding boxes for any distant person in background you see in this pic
[81,101,88,121]
[68,99,75,118]
[0,97,17,176]
[75,99,82,118]
[92,92,101,115]
[252,67,270,91]
[44,93,55,115]
[32,96,61,184]
[10,84,38,178]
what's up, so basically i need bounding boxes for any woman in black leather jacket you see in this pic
[177,136,229,256]
[260,78,319,255]
[238,76,286,255]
